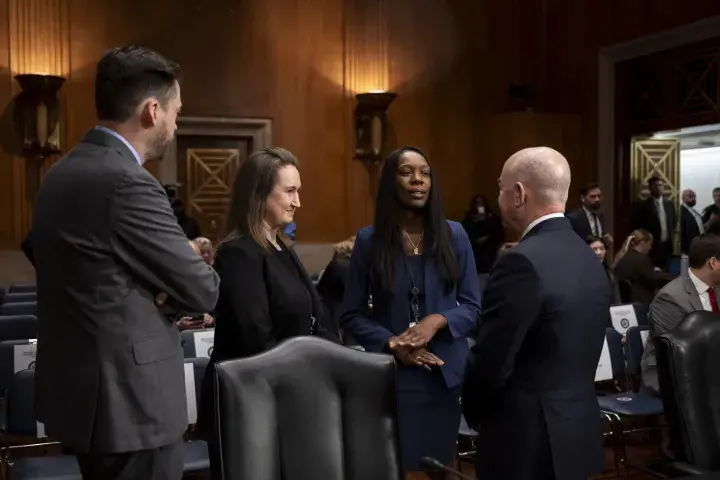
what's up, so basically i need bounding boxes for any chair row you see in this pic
[0,293,36,306]
[1,356,210,480]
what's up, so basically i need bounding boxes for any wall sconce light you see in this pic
[353,91,397,164]
[15,74,66,158]
[14,74,65,198]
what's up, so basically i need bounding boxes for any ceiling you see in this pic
[652,124,720,150]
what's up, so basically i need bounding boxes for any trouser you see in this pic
[76,438,183,480]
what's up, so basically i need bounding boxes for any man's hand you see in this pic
[155,292,168,307]
[389,314,447,348]
[176,316,205,331]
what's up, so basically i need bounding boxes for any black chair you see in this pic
[0,316,38,343]
[0,303,36,317]
[1,293,37,305]
[2,369,82,479]
[213,336,402,480]
[8,285,36,294]
[656,310,720,475]
[625,326,649,391]
[619,279,633,303]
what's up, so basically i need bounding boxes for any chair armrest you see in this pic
[671,461,711,476]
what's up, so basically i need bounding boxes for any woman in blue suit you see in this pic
[341,146,481,476]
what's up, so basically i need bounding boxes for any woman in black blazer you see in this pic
[197,147,338,479]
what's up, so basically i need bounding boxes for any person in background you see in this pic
[680,189,704,254]
[586,235,622,305]
[192,236,214,265]
[197,147,339,480]
[614,229,674,305]
[171,198,201,239]
[315,236,355,345]
[461,194,504,273]
[342,146,480,477]
[566,182,613,247]
[27,46,220,480]
[631,176,676,268]
[463,147,610,480]
[702,187,720,231]
[641,234,720,395]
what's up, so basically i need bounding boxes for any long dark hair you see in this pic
[223,147,298,249]
[371,146,458,293]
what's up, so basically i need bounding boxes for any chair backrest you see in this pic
[8,284,36,294]
[1,292,37,304]
[604,328,626,379]
[656,311,720,470]
[632,302,649,326]
[6,368,45,438]
[214,337,402,480]
[180,328,215,358]
[0,315,38,343]
[625,326,649,376]
[477,274,489,296]
[0,302,36,316]
[0,339,33,393]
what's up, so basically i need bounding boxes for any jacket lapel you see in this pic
[684,277,705,311]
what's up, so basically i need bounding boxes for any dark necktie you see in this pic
[593,214,601,237]
[708,288,719,314]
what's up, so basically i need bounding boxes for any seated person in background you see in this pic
[176,239,215,331]
[586,235,621,305]
[461,194,504,274]
[315,236,355,345]
[192,236,214,265]
[641,234,720,394]
[614,229,674,305]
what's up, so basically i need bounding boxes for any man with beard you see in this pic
[26,46,220,480]
[680,189,705,253]
[565,182,612,245]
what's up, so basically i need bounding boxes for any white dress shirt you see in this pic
[688,269,713,311]
[583,206,602,237]
[521,213,566,239]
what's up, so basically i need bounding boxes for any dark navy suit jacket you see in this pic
[462,217,610,480]
[341,220,480,390]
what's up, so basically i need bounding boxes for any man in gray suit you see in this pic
[29,46,220,480]
[642,234,720,394]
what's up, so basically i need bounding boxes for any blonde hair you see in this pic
[333,235,356,259]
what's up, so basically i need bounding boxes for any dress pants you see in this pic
[76,439,183,480]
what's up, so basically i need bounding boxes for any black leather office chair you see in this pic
[656,310,720,475]
[213,336,402,480]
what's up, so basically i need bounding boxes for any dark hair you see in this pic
[585,235,609,268]
[580,182,601,197]
[371,146,458,293]
[713,187,720,194]
[95,46,181,122]
[465,194,495,217]
[647,176,662,188]
[224,148,299,250]
[688,234,720,269]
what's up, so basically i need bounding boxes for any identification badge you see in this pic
[409,322,417,328]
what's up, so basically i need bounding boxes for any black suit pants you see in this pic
[76,439,183,480]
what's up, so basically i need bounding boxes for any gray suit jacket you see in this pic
[30,129,220,454]
[641,275,716,392]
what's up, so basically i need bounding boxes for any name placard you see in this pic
[595,337,613,382]
[609,305,639,335]
[184,363,197,425]
[12,343,46,437]
[193,329,215,358]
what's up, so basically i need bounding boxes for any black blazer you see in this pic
[680,205,702,254]
[462,218,610,480]
[566,207,605,240]
[632,197,676,245]
[614,249,673,306]
[197,234,338,437]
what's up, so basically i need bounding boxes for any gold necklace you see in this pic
[402,229,423,255]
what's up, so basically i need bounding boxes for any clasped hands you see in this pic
[387,314,447,371]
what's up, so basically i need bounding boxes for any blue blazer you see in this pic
[341,220,481,390]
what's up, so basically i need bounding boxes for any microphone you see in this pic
[419,457,475,480]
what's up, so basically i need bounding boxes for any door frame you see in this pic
[159,116,272,184]
[597,15,720,235]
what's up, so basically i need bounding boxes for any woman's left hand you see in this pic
[389,314,447,348]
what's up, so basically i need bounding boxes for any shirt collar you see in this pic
[688,269,710,295]
[521,212,566,239]
[94,126,142,165]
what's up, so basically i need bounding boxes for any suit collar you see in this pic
[521,215,571,241]
[81,128,140,165]
[684,273,705,311]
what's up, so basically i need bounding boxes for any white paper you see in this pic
[13,343,37,373]
[595,337,613,382]
[193,329,215,358]
[184,363,197,425]
[640,330,649,349]
[609,304,639,335]
[37,422,46,438]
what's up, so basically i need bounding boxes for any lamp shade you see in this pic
[14,74,65,158]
